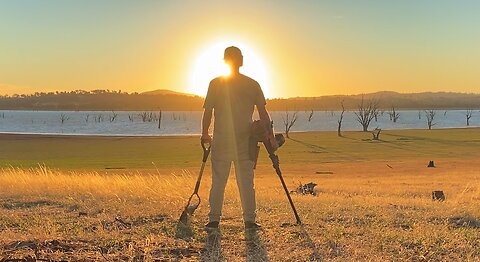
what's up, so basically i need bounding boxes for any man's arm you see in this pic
[201,109,213,143]
[257,104,282,151]
[257,104,271,127]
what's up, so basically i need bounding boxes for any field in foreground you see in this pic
[0,129,479,261]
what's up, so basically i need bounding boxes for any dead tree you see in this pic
[139,112,148,122]
[148,112,154,122]
[466,109,473,126]
[337,101,345,137]
[95,114,104,123]
[308,110,314,122]
[425,110,437,130]
[60,113,69,124]
[158,110,162,129]
[373,111,379,122]
[354,96,379,132]
[371,128,382,140]
[389,107,400,123]
[282,111,298,138]
[109,111,118,122]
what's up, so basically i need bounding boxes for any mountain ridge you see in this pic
[1,89,479,111]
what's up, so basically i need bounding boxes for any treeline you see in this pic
[1,90,479,111]
[267,91,480,111]
[0,90,204,111]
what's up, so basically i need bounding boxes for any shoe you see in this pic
[205,221,219,229]
[244,221,262,230]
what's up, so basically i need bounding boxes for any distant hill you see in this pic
[141,89,195,96]
[268,91,480,111]
[0,89,479,111]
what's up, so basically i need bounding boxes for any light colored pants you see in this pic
[208,156,256,223]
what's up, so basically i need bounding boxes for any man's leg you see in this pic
[234,159,256,222]
[208,159,232,223]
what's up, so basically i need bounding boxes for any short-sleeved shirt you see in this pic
[203,74,266,159]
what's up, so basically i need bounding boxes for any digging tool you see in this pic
[178,141,211,227]
[251,120,302,225]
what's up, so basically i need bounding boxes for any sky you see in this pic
[1,0,479,98]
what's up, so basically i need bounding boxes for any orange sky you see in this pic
[1,1,479,98]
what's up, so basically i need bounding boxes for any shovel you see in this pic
[178,141,211,228]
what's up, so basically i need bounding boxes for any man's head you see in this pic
[224,46,243,68]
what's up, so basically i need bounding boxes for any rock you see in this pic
[292,182,318,195]
[432,190,445,201]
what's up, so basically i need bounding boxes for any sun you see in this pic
[189,40,270,98]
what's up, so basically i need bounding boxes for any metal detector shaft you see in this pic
[269,153,302,225]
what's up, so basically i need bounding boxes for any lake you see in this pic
[0,110,477,136]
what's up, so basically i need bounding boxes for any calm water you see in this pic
[0,110,477,136]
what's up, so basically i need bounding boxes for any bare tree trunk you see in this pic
[337,100,345,137]
[425,110,437,130]
[466,109,473,126]
[389,107,399,122]
[158,110,162,129]
[308,110,314,122]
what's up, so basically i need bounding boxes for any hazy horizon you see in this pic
[2,88,480,100]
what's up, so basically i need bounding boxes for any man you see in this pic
[201,46,272,230]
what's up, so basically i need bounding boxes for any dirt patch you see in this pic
[1,200,59,210]
[448,215,480,229]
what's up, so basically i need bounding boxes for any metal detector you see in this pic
[252,120,302,225]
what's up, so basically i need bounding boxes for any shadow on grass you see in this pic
[201,229,224,262]
[288,137,365,162]
[299,225,322,261]
[245,229,269,262]
[175,221,194,239]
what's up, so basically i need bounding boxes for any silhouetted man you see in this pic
[201,46,272,230]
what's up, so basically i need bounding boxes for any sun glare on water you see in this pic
[189,40,270,98]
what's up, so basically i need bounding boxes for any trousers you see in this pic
[208,146,256,223]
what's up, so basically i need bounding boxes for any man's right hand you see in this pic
[201,134,212,144]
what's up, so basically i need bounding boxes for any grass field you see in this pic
[1,129,479,261]
[1,128,480,169]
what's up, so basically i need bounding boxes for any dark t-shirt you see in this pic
[203,74,266,158]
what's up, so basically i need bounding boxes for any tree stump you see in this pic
[371,128,381,140]
[432,191,445,201]
[427,160,435,168]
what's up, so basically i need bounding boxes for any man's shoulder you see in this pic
[209,76,225,86]
[239,74,260,87]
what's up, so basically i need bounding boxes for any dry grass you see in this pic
[1,158,479,261]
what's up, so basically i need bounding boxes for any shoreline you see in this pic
[1,126,479,139]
